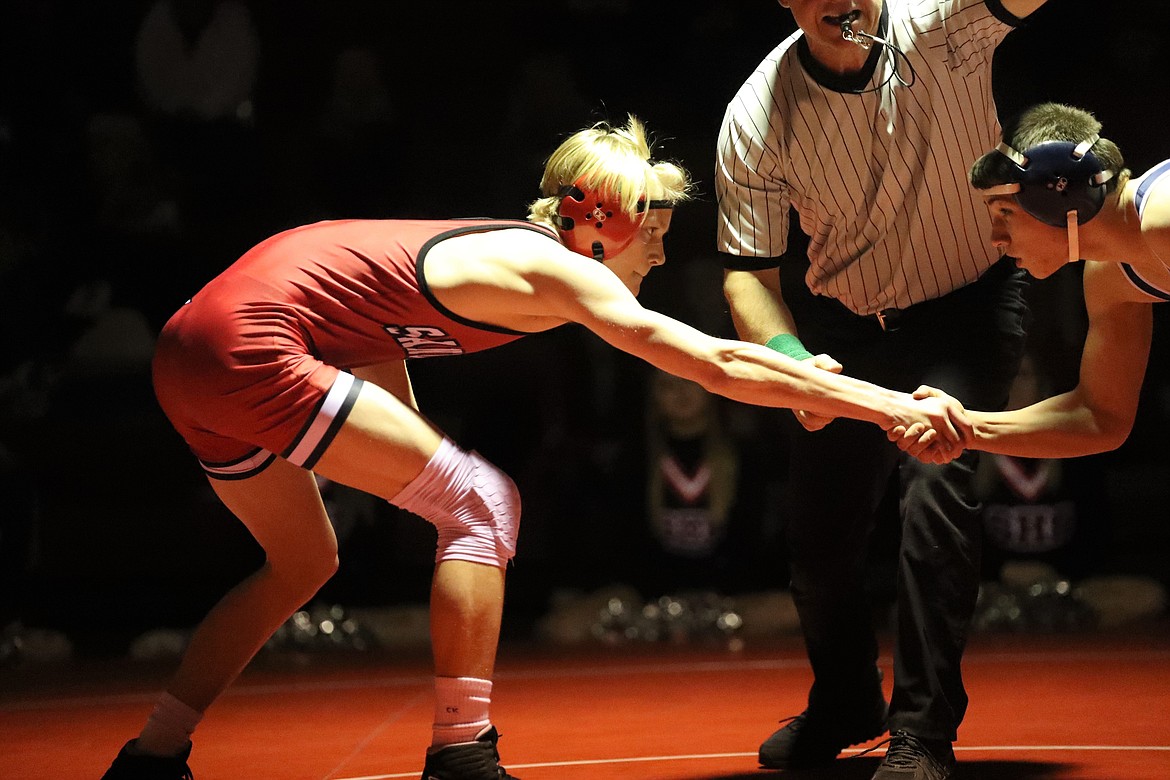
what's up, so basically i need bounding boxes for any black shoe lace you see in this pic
[852,734,891,762]
[491,731,515,780]
[882,732,934,768]
[853,730,946,772]
[776,712,806,729]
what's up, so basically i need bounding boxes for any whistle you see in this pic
[840,9,872,50]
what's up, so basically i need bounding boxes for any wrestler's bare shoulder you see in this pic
[424,227,576,331]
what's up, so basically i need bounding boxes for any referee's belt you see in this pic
[854,256,1019,333]
[873,308,905,332]
[827,296,917,332]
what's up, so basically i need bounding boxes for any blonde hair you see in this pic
[527,115,691,228]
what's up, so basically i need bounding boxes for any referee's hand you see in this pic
[793,353,844,431]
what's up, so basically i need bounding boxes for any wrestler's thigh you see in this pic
[210,456,338,566]
[311,379,445,501]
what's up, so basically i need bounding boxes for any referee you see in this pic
[715,1,1050,778]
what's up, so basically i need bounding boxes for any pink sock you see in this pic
[431,676,492,748]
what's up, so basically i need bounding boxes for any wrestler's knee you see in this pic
[465,448,521,557]
[393,439,521,569]
[267,543,339,597]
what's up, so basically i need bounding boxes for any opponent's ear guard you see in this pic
[990,137,1113,227]
[554,176,647,261]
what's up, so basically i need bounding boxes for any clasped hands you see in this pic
[792,355,970,462]
[887,385,971,464]
[792,355,969,463]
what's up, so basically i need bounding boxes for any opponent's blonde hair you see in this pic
[527,115,691,227]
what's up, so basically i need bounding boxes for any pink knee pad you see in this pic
[390,439,520,567]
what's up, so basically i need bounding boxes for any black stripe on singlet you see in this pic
[1121,264,1170,302]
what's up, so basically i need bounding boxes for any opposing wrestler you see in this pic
[101,115,962,780]
[894,102,1170,462]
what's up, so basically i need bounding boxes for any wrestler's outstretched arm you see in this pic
[892,261,1153,462]
[521,241,969,445]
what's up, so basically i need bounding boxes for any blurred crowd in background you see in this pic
[1,0,1168,660]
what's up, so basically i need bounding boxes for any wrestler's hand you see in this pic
[793,353,844,432]
[888,385,971,464]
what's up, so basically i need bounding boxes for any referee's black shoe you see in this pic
[758,698,888,769]
[421,726,518,780]
[870,730,955,780]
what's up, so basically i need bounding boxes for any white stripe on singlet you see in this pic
[1119,159,1170,301]
[716,0,1015,315]
[198,372,362,480]
[284,371,359,468]
[202,448,277,480]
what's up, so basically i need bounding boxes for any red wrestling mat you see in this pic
[2,629,1168,780]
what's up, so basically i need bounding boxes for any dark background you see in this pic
[1,0,1167,655]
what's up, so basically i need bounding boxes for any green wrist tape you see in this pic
[764,333,814,361]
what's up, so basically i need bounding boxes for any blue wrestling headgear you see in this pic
[982,136,1115,263]
[986,137,1113,227]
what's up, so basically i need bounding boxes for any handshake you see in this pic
[886,385,972,464]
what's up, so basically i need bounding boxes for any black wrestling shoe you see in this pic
[758,699,888,769]
[871,730,955,780]
[101,739,193,780]
[421,726,518,780]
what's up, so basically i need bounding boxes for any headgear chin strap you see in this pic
[983,136,1114,263]
[553,176,672,261]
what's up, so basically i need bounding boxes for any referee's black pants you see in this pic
[778,256,1029,741]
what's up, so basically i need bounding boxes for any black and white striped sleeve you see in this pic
[715,56,792,267]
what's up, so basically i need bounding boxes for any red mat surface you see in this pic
[3,629,1168,780]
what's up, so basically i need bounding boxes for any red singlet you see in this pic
[152,218,557,479]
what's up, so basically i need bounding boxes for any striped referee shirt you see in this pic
[716,0,1022,315]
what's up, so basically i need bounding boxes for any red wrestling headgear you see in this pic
[554,176,648,261]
